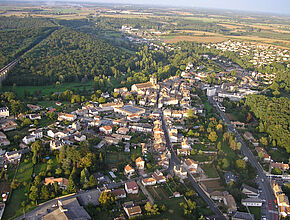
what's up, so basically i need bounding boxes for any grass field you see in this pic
[3,160,34,220]
[154,197,187,220]
[0,81,95,99]
[249,207,261,220]
[160,35,228,43]
[201,164,219,178]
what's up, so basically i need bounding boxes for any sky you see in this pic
[69,0,290,15]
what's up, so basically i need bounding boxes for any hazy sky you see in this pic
[71,0,289,15]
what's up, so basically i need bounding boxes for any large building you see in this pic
[42,198,91,220]
[114,105,145,116]
[0,107,9,118]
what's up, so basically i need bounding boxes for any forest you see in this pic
[245,94,290,153]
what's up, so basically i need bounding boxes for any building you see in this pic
[173,165,187,179]
[142,177,156,186]
[58,113,77,122]
[224,171,236,184]
[5,151,21,163]
[152,170,166,183]
[183,159,198,174]
[241,184,259,197]
[135,157,145,170]
[124,165,135,176]
[125,181,138,194]
[0,107,9,118]
[31,129,43,139]
[99,125,113,135]
[114,105,145,116]
[270,162,289,172]
[207,87,216,97]
[177,148,190,156]
[22,135,36,145]
[131,82,155,92]
[116,127,129,135]
[223,193,237,213]
[45,177,69,189]
[1,120,17,131]
[50,140,64,150]
[112,188,126,199]
[232,211,255,220]
[124,205,142,218]
[42,198,91,220]
[210,191,224,202]
[241,198,263,207]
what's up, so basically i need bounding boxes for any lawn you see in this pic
[201,164,219,178]
[3,160,33,220]
[249,207,261,220]
[154,197,187,220]
[0,81,95,99]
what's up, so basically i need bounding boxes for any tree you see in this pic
[236,159,246,169]
[55,168,62,175]
[260,137,268,146]
[98,97,106,104]
[145,202,160,216]
[40,185,50,200]
[208,131,218,142]
[222,158,230,169]
[272,167,282,175]
[88,175,98,187]
[187,109,195,118]
[67,174,77,193]
[98,191,116,207]
[29,186,38,201]
[11,179,20,189]
[216,124,223,132]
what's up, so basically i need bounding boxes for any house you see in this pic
[0,138,10,146]
[22,135,36,145]
[210,191,224,202]
[232,211,255,220]
[1,120,17,131]
[127,114,140,122]
[142,177,156,186]
[74,133,86,142]
[177,148,190,156]
[72,121,81,130]
[181,138,191,149]
[131,81,154,92]
[0,107,9,118]
[173,192,181,198]
[31,129,43,139]
[99,125,113,135]
[135,157,145,170]
[42,198,91,220]
[223,193,237,213]
[224,171,236,184]
[45,177,69,189]
[183,159,198,174]
[28,114,41,120]
[116,127,129,135]
[27,104,41,111]
[270,162,289,172]
[256,147,271,162]
[5,151,21,163]
[58,113,77,122]
[124,165,135,176]
[241,198,263,207]
[241,184,259,197]
[50,140,64,150]
[173,165,187,179]
[152,170,166,183]
[129,123,152,133]
[125,181,138,194]
[112,188,126,199]
[124,205,142,218]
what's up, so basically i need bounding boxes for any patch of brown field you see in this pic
[98,14,149,19]
[175,30,219,36]
[201,179,225,192]
[162,35,228,43]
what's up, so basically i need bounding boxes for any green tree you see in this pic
[145,202,160,216]
[236,159,246,169]
[40,185,50,200]
[208,131,218,142]
[98,191,116,207]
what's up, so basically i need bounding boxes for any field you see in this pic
[147,185,169,201]
[154,197,188,220]
[160,35,228,43]
[201,164,219,178]
[0,81,95,99]
[201,179,225,192]
[3,159,34,220]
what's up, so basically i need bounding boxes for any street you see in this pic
[209,96,278,220]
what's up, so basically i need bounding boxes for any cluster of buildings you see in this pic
[205,40,289,67]
[272,181,290,217]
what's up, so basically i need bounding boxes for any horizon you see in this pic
[2,0,290,16]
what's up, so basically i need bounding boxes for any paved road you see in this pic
[160,111,226,220]
[209,96,278,220]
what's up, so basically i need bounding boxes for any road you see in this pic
[160,111,226,220]
[0,58,20,83]
[208,96,278,220]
